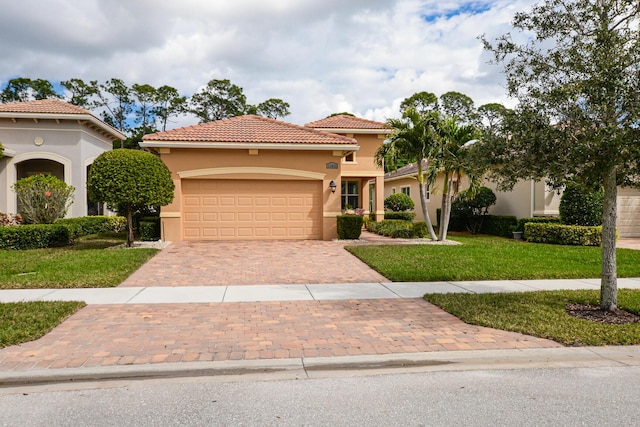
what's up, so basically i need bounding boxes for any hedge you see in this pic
[479,215,518,238]
[55,216,127,240]
[140,218,160,241]
[525,223,603,246]
[515,217,561,234]
[366,220,431,239]
[337,215,363,239]
[383,211,416,221]
[0,224,71,250]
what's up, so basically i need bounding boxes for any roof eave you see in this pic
[0,112,126,140]
[139,141,360,151]
[310,128,392,135]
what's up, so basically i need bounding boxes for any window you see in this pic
[343,152,356,163]
[391,187,396,194]
[401,186,410,196]
[341,180,359,209]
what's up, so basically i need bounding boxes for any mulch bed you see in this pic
[566,302,640,325]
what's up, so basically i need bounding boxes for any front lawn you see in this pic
[424,289,640,346]
[0,301,85,348]
[0,233,158,289]
[346,235,640,281]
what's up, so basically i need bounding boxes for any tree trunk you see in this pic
[439,173,451,241]
[126,205,135,248]
[418,180,438,241]
[600,166,618,311]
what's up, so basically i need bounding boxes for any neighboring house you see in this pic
[485,180,640,238]
[383,160,470,224]
[140,114,390,241]
[0,99,125,218]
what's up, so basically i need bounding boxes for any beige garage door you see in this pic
[182,179,322,240]
[618,188,640,238]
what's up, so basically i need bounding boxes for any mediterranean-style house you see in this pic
[140,114,391,241]
[0,99,125,218]
[383,161,640,237]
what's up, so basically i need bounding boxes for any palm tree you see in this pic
[433,117,481,241]
[375,108,440,241]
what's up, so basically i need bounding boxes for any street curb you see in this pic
[3,346,640,387]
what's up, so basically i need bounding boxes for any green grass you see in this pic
[424,289,640,346]
[0,233,159,289]
[346,235,640,281]
[0,301,85,348]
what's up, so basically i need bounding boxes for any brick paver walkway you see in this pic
[0,299,560,371]
[120,240,389,287]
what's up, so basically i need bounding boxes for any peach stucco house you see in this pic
[140,114,390,241]
[0,99,125,218]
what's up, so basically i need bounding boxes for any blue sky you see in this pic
[0,0,536,128]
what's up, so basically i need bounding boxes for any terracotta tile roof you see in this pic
[143,115,357,145]
[384,159,429,179]
[305,115,389,130]
[0,99,92,115]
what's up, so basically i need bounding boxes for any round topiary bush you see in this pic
[384,193,415,212]
[559,184,604,226]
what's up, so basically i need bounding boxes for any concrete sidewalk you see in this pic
[2,278,640,304]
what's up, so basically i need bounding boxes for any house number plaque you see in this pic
[326,162,338,169]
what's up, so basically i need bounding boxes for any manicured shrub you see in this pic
[479,215,518,238]
[514,217,561,236]
[451,187,497,233]
[367,220,418,238]
[12,175,75,224]
[559,184,604,226]
[384,193,415,212]
[337,215,363,239]
[383,211,416,221]
[412,222,430,238]
[55,216,127,239]
[139,219,160,241]
[0,224,71,250]
[525,222,603,246]
[88,149,174,247]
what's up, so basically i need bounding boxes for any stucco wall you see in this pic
[158,147,343,241]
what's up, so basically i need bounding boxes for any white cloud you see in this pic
[0,0,536,126]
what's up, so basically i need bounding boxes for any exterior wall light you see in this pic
[329,180,337,193]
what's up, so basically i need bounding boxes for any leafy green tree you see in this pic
[375,107,440,240]
[96,78,133,141]
[61,78,99,108]
[189,79,247,122]
[559,184,604,226]
[12,175,74,224]
[400,91,439,115]
[247,98,291,119]
[153,85,187,131]
[1,78,60,103]
[481,0,640,311]
[87,149,175,247]
[439,91,477,124]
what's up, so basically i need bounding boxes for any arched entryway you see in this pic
[16,159,65,181]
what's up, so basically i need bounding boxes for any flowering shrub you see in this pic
[12,175,75,224]
[0,212,22,226]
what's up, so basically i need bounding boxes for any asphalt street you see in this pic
[2,365,640,426]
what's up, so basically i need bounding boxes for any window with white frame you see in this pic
[343,152,356,163]
[401,186,410,196]
[341,180,359,209]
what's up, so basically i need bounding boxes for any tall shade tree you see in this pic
[375,107,440,240]
[0,78,60,102]
[399,91,439,115]
[153,85,187,131]
[189,79,247,122]
[131,83,158,136]
[247,98,291,119]
[439,91,477,124]
[87,149,175,247]
[96,78,133,137]
[61,78,99,109]
[433,117,480,241]
[481,0,640,311]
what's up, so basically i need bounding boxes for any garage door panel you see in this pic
[618,190,640,237]
[182,179,322,240]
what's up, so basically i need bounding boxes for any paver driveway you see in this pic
[120,240,389,287]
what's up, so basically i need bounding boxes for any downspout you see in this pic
[530,179,535,217]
